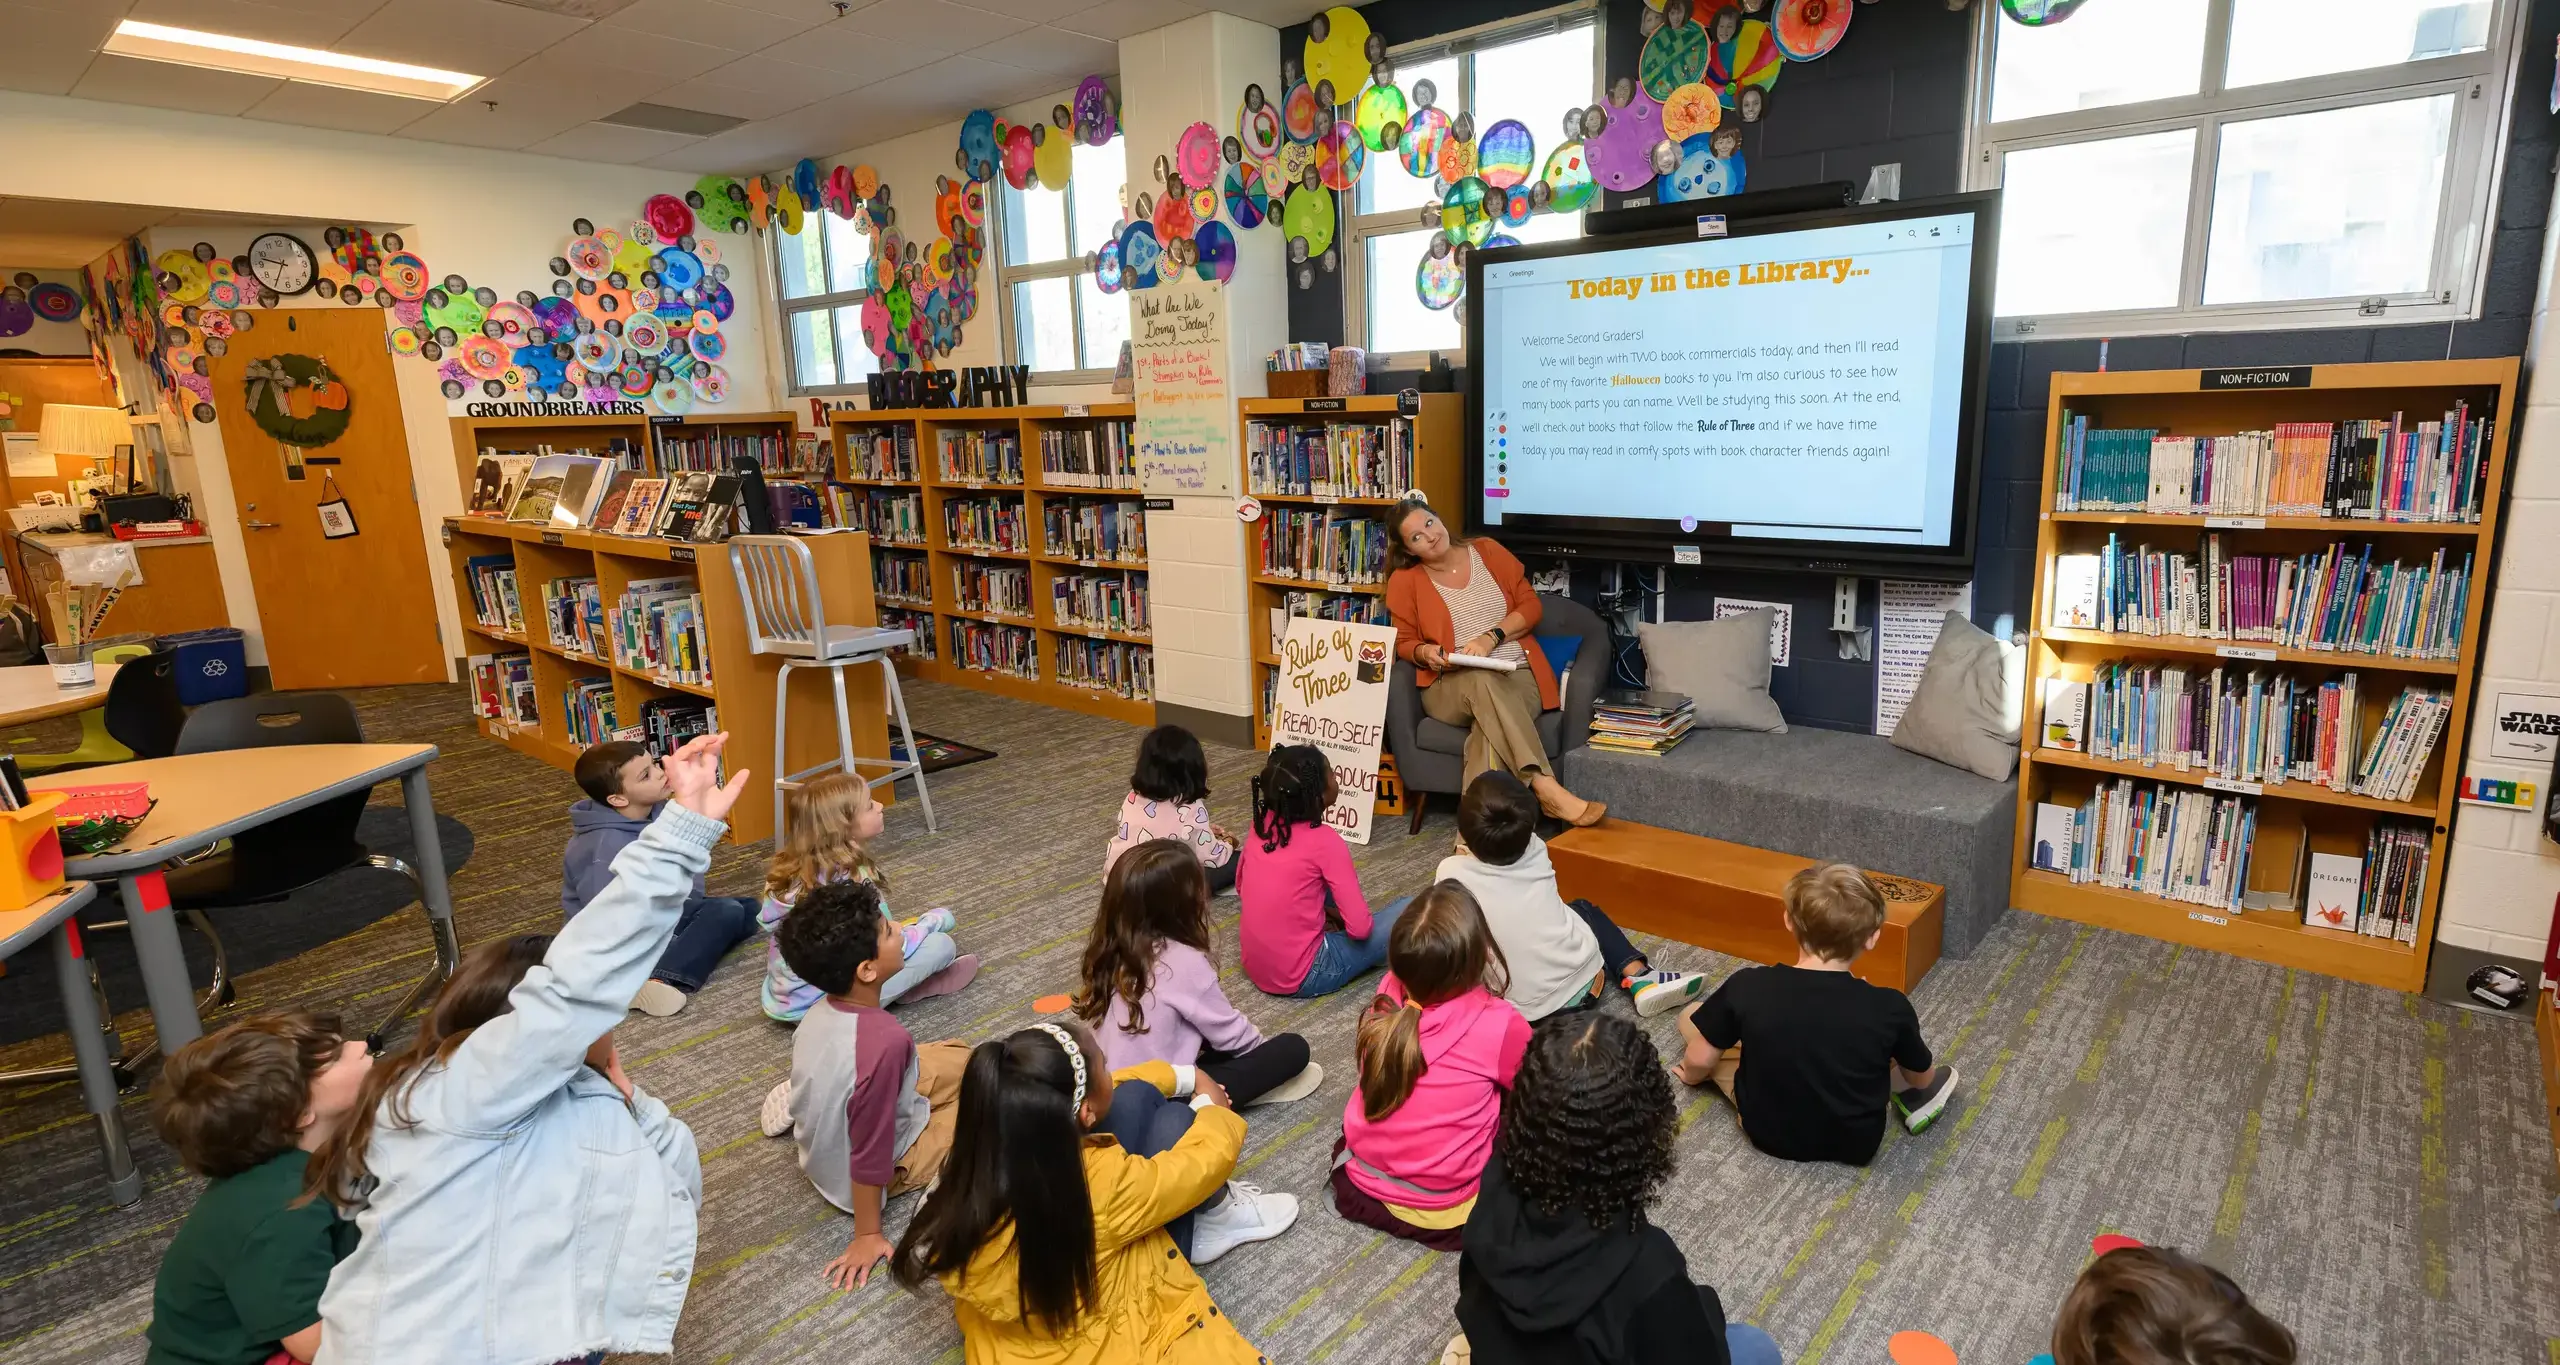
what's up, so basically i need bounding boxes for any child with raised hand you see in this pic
[1107,724,1241,893]
[2049,1244,2295,1365]
[889,1021,1282,1360]
[760,771,975,1023]
[145,1013,371,1365]
[1332,881,1528,1250]
[1238,743,1409,998]
[1453,1012,1783,1365]
[562,738,763,1017]
[1077,837,1323,1107]
[304,733,748,1365]
[757,878,972,1290]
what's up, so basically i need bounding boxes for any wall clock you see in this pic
[247,232,317,296]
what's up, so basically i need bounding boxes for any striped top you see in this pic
[1432,544,1526,662]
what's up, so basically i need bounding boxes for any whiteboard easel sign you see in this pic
[1270,616,1398,845]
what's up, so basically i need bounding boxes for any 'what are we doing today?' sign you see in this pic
[1132,277,1236,498]
[1270,616,1398,845]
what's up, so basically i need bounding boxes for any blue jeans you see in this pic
[1098,1077,1217,1258]
[651,896,761,992]
[1292,895,1412,998]
[1726,1322,1784,1365]
[880,929,958,1005]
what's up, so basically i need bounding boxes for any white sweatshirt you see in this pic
[1434,836,1605,1022]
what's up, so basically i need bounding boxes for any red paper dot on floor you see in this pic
[2093,1234,2146,1257]
[1032,993,1073,1014]
[1887,1330,1958,1365]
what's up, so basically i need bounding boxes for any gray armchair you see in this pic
[1385,592,1611,833]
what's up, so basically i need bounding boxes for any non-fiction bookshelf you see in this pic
[1240,394,1462,748]
[2014,359,2516,992]
[447,410,803,500]
[829,404,1155,726]
[442,516,891,846]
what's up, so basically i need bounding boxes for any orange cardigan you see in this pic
[1386,536,1561,712]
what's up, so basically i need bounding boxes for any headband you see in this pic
[1031,1021,1088,1112]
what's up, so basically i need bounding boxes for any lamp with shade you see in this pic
[35,405,131,510]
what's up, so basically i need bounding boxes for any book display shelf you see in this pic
[829,404,1155,726]
[2014,360,2517,991]
[1241,394,1462,748]
[447,410,803,497]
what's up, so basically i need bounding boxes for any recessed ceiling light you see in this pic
[103,20,484,102]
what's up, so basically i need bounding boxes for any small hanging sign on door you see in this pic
[316,471,358,539]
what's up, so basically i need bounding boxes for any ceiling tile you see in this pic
[1208,0,1317,26]
[606,0,820,51]
[122,0,379,46]
[241,77,440,133]
[526,121,702,163]
[833,0,1029,50]
[334,0,588,76]
[1053,0,1196,40]
[965,23,1113,77]
[393,63,645,148]
[0,2,114,94]
[772,21,951,74]
[653,53,860,121]
[963,0,1091,19]
[0,1,118,47]
[69,51,283,115]
[544,21,733,79]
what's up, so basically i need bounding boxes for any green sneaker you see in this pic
[1894,1064,1958,1134]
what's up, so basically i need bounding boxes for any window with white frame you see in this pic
[997,137,1130,380]
[1970,0,2520,339]
[1346,8,1599,363]
[772,210,880,393]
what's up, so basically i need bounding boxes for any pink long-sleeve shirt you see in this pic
[1237,821,1371,994]
[1090,941,1263,1068]
[1340,978,1531,1209]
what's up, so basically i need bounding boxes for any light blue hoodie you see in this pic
[316,804,718,1365]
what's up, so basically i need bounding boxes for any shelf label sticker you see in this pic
[2217,645,2278,662]
[1673,545,1702,565]
[2205,516,2266,529]
[541,531,564,546]
[1062,403,1089,417]
[670,546,695,563]
[1145,497,1176,510]
[440,525,452,545]
[1398,389,1420,416]
[2203,777,2263,796]
[1304,397,1347,412]
[2199,366,2312,390]
[1313,492,1340,505]
[2186,911,2231,926]
[649,414,683,426]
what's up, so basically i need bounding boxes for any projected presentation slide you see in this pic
[1476,211,1977,548]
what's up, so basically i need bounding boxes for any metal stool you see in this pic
[730,535,935,838]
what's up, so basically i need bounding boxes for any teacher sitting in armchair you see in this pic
[1384,496,1605,828]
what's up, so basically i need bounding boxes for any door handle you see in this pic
[245,520,281,530]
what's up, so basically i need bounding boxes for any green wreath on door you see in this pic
[244,354,352,448]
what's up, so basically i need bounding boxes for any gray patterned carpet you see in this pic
[1,681,2555,1365]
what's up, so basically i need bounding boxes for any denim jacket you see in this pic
[315,805,719,1365]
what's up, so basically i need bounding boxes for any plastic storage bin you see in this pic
[159,627,249,705]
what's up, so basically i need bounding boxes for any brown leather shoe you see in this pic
[1568,799,1608,828]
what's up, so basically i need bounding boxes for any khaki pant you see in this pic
[1419,664,1550,789]
[890,1038,974,1195]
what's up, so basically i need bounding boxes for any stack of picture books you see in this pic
[2053,405,2493,522]
[937,428,1024,485]
[2047,534,2469,661]
[1039,423,1137,489]
[2299,822,2430,941]
[1246,421,1415,499]
[468,651,535,727]
[1053,638,1153,700]
[562,675,617,748]
[1043,499,1146,562]
[1260,510,1388,584]
[1050,570,1149,635]
[2033,778,2258,910]
[847,426,919,481]
[1589,690,1696,757]
[613,577,711,687]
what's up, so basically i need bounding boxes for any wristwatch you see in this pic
[1488,626,1508,647]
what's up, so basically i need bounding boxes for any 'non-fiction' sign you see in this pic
[1269,616,1398,845]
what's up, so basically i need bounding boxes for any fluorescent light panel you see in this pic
[104,20,483,102]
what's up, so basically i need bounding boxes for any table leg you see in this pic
[374,764,461,1048]
[50,919,140,1207]
[120,871,201,1054]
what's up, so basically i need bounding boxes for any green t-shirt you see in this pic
[146,1149,358,1365]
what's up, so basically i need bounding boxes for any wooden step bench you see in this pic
[1548,821,1944,993]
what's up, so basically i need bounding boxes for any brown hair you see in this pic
[765,771,887,902]
[302,935,551,1208]
[2053,1246,2296,1365]
[575,739,650,804]
[1074,839,1213,1038]
[1785,863,1885,962]
[151,1011,346,1178]
[1383,496,1461,573]
[1355,881,1509,1122]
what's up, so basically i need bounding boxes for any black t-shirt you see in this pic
[1693,965,1931,1166]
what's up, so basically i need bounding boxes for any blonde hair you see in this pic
[1784,863,1885,962]
[764,772,887,902]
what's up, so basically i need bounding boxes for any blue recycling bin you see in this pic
[159,627,249,705]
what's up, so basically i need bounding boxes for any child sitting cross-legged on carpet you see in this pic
[563,739,764,1018]
[758,878,973,1291]
[2048,1243,2295,1365]
[759,771,976,1024]
[1674,863,1958,1166]
[890,1022,1288,1362]
[1076,837,1324,1107]
[1451,1012,1783,1365]
[1106,724,1241,894]
[1332,881,1530,1251]
[1238,744,1410,998]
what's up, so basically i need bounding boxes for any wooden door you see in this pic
[207,308,443,688]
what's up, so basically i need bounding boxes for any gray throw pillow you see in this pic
[1636,609,1787,733]
[1892,611,2024,781]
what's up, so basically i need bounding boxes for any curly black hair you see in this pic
[1495,1012,1676,1231]
[775,878,888,996]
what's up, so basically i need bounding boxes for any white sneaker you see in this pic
[759,1080,793,1137]
[631,980,688,1017]
[1187,1181,1298,1264]
[1245,1062,1324,1107]
[1628,969,1707,1018]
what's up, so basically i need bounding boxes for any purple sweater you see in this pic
[1091,941,1263,1069]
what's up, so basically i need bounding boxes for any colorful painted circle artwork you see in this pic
[1436,133,1478,184]
[1281,186,1335,257]
[701,281,735,321]
[533,296,579,336]
[1074,75,1117,145]
[1587,85,1666,191]
[691,363,731,403]
[155,250,210,303]
[1316,122,1366,191]
[960,109,999,180]
[1440,177,1495,247]
[1399,104,1451,177]
[387,326,423,356]
[2000,0,2088,24]
[695,175,750,231]
[1276,138,1316,186]
[1500,186,1534,226]
[1119,221,1163,290]
[459,334,511,379]
[1282,81,1321,143]
[623,314,668,356]
[1475,119,1536,190]
[629,285,662,316]
[658,249,704,292]
[566,236,612,280]
[612,236,654,279]
[1224,162,1271,228]
[381,253,431,301]
[1416,243,1464,310]
[850,165,879,199]
[425,291,486,337]
[1640,19,1714,100]
[485,301,536,339]
[1193,221,1238,283]
[1774,0,1853,59]
[1711,20,1784,100]
[207,279,243,310]
[1352,82,1408,153]
[645,193,695,241]
[1177,121,1222,186]
[574,285,628,326]
[513,346,570,393]
[691,309,722,336]
[1002,122,1037,189]
[1238,97,1284,160]
[1095,238,1124,293]
[1662,82,1724,139]
[651,375,694,415]
[824,164,857,217]
[1152,187,1196,242]
[1034,129,1073,189]
[1661,136,1746,200]
[1189,182,1220,226]
[791,158,822,210]
[1301,7,1372,103]
[27,282,79,322]
[1541,141,1598,213]
[690,327,727,363]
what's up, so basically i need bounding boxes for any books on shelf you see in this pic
[614,576,711,687]
[656,472,717,540]
[656,427,788,474]
[1053,636,1153,700]
[610,478,668,536]
[2054,406,2492,523]
[507,454,574,524]
[2038,679,2088,752]
[636,696,718,756]
[1043,499,1146,562]
[1589,689,1695,757]
[1051,570,1149,636]
[547,455,616,529]
[1267,342,1331,371]
[542,576,605,658]
[464,555,523,633]
[2030,802,2074,873]
[1246,420,1415,499]
[2353,822,2428,942]
[1259,509,1389,585]
[468,651,533,724]
[1039,422,1137,489]
[951,562,1031,618]
[591,471,638,534]
[937,428,1024,485]
[562,675,617,748]
[879,607,936,659]
[949,619,1037,679]
[2080,660,2449,803]
[875,549,931,605]
[846,426,920,481]
[1264,590,1388,654]
[468,453,535,517]
[2049,534,2469,661]
[2303,850,2362,932]
[944,494,1028,553]
[2050,778,2258,911]
[840,487,926,545]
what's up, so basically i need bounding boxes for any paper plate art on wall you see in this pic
[1639,17,1714,100]
[1999,0,2087,23]
[27,282,81,323]
[1773,0,1854,59]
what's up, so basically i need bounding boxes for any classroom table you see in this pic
[0,881,133,1203]
[29,743,459,1057]
[0,661,118,728]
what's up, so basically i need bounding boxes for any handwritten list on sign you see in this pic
[1132,278,1236,497]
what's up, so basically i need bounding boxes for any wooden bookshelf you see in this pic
[828,405,1155,727]
[1239,394,1462,748]
[442,517,890,845]
[447,409,804,497]
[2539,988,2560,1185]
[2013,359,2517,991]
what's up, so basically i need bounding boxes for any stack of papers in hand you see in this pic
[1590,689,1695,757]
